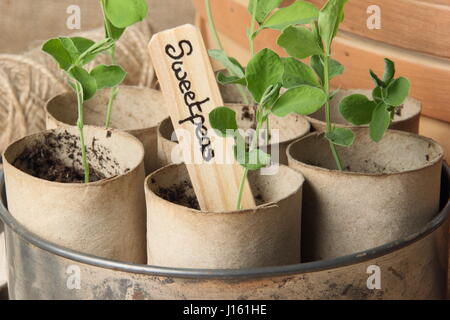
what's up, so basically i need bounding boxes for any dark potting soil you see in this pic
[14,131,106,183]
[153,180,266,210]
[155,180,201,210]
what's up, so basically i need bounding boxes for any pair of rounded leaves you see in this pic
[246,49,327,117]
[42,37,126,101]
[339,77,410,142]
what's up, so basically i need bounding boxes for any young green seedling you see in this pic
[209,0,327,209]
[42,37,126,182]
[277,0,349,170]
[339,58,411,142]
[99,0,149,128]
[205,0,251,105]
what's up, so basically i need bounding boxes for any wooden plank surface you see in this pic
[210,0,450,58]
[194,6,450,123]
[148,24,255,212]
[308,0,450,59]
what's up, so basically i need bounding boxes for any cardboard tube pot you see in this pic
[287,128,443,261]
[145,164,304,269]
[46,86,168,174]
[2,126,146,263]
[305,89,421,133]
[156,104,311,167]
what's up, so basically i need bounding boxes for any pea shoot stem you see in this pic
[235,0,261,210]
[101,0,119,128]
[74,81,90,183]
[248,0,258,57]
[322,54,343,171]
[236,121,262,210]
[236,168,249,210]
[205,0,250,106]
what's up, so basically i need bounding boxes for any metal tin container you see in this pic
[0,219,6,299]
[0,166,448,300]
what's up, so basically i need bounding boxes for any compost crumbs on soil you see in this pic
[155,180,200,210]
[14,131,107,183]
[153,179,265,210]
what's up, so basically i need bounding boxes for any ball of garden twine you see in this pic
[0,21,156,156]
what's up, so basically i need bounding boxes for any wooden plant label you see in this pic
[148,24,255,212]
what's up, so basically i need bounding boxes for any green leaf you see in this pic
[42,38,73,70]
[372,86,383,102]
[282,57,320,88]
[248,0,283,24]
[69,66,97,101]
[216,72,246,86]
[385,77,410,106]
[262,0,319,30]
[90,65,126,89]
[57,37,101,66]
[260,83,281,110]
[208,49,245,78]
[325,127,355,147]
[88,38,115,56]
[245,48,284,102]
[329,59,345,79]
[209,106,238,137]
[277,26,322,59]
[310,55,344,83]
[104,17,125,40]
[339,94,377,125]
[382,58,395,84]
[71,37,96,64]
[318,0,348,52]
[104,0,148,28]
[369,103,391,142]
[235,148,271,171]
[234,131,247,165]
[59,38,80,61]
[229,57,245,74]
[71,37,95,55]
[369,69,385,87]
[272,85,327,117]
[73,38,115,66]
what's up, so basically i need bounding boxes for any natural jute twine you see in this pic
[0,21,156,156]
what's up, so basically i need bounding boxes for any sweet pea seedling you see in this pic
[100,0,149,127]
[209,0,327,209]
[41,0,148,183]
[339,58,411,142]
[42,37,126,183]
[277,0,349,170]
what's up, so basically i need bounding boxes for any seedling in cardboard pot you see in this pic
[99,0,148,127]
[209,0,327,209]
[277,0,349,170]
[339,58,411,142]
[42,37,126,182]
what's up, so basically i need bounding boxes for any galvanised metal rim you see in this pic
[0,164,448,280]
